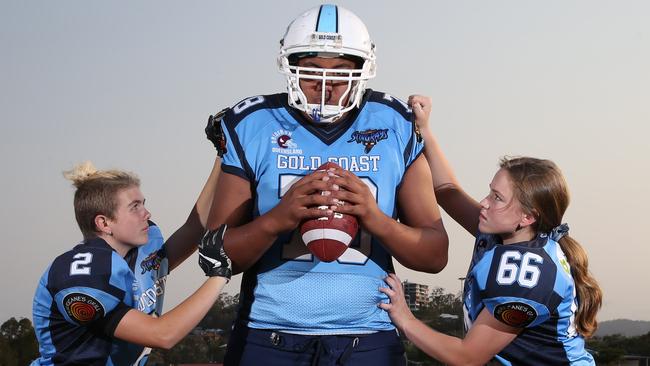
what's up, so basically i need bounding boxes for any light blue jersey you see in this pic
[463,232,595,365]
[31,223,167,366]
[220,90,423,334]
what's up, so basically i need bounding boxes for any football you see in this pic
[299,162,359,262]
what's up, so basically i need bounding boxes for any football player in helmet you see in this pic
[206,4,448,366]
[379,95,602,365]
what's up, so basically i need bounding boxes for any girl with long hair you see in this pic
[378,95,602,365]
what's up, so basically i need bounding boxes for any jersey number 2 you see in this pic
[70,253,93,275]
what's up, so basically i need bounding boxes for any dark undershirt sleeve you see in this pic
[95,302,133,337]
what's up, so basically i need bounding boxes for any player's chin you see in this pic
[132,233,149,246]
[478,221,494,234]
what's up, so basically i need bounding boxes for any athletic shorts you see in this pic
[224,324,406,366]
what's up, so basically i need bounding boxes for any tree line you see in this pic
[2,289,648,365]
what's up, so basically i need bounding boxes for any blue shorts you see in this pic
[224,324,406,366]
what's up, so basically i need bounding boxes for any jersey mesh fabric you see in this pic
[221,91,422,334]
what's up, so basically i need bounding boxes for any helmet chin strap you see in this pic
[307,104,342,123]
[305,76,355,123]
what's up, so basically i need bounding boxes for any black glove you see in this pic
[205,108,229,157]
[198,224,232,280]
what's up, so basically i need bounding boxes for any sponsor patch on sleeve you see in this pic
[494,302,537,328]
[63,292,105,324]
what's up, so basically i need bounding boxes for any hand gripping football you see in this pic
[299,162,359,262]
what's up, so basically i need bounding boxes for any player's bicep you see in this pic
[206,172,253,230]
[397,155,442,228]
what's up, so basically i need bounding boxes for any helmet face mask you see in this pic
[278,4,376,123]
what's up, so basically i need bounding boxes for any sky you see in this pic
[1,1,649,324]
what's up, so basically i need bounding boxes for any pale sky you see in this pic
[1,1,648,324]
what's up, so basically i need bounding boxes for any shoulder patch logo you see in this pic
[63,292,105,324]
[347,129,389,153]
[271,129,302,154]
[494,302,537,328]
[140,249,165,274]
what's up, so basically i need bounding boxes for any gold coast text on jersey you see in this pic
[276,154,380,172]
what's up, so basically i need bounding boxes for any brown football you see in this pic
[299,162,359,262]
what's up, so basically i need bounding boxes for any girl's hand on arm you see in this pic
[379,274,520,366]
[408,94,433,133]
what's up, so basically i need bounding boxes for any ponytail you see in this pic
[558,235,602,338]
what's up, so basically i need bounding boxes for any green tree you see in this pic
[413,287,464,338]
[401,287,464,365]
[0,335,18,366]
[199,292,239,338]
[0,317,39,366]
[594,347,625,364]
[587,331,650,363]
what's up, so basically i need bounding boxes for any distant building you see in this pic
[402,280,429,311]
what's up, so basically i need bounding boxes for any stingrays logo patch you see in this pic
[494,302,536,328]
[140,249,165,274]
[347,129,389,153]
[63,292,105,324]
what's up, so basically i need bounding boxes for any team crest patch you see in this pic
[494,302,536,328]
[347,129,389,153]
[271,130,302,154]
[140,249,165,274]
[63,292,105,324]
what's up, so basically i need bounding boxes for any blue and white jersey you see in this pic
[31,223,168,366]
[463,232,594,365]
[220,90,423,334]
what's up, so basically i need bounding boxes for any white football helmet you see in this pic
[278,4,376,123]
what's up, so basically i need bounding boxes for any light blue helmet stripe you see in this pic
[316,4,338,32]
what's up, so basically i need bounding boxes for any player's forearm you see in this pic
[116,277,227,349]
[195,157,222,228]
[154,276,227,348]
[166,157,221,269]
[223,213,284,273]
[419,125,461,194]
[420,126,481,235]
[368,214,448,272]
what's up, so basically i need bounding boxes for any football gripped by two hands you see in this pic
[299,162,359,262]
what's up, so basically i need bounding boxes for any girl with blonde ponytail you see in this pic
[31,152,232,365]
[377,95,602,366]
